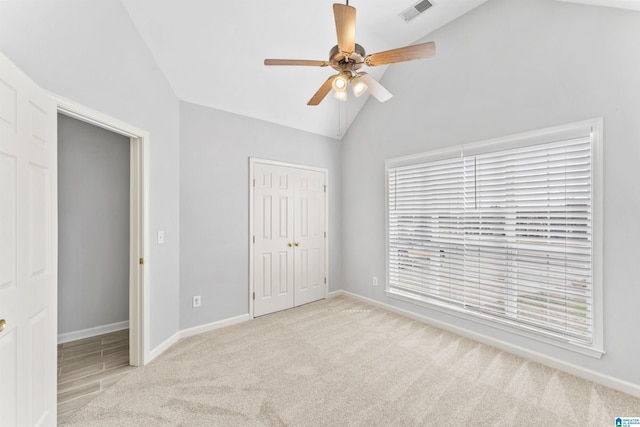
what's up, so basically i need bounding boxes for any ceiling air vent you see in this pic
[400,0,433,22]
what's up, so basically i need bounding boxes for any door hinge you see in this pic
[324,277,327,284]
[324,231,327,238]
[139,258,144,265]
[253,292,255,300]
[253,179,256,187]
[253,235,255,243]
[324,185,327,193]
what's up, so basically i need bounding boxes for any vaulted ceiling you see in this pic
[119,0,640,139]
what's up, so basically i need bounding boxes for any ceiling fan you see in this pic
[264,1,436,105]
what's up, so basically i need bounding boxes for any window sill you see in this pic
[386,288,605,359]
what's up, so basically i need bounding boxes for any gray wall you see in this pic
[341,0,640,386]
[0,0,180,349]
[58,114,130,335]
[179,101,342,329]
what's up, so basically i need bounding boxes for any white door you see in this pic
[0,52,57,426]
[253,163,295,316]
[252,162,327,317]
[293,169,326,306]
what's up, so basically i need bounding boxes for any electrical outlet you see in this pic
[372,276,378,286]
[192,296,201,308]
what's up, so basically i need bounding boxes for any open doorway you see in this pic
[57,113,130,339]
[52,95,150,422]
[56,114,132,420]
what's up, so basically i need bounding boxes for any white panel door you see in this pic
[253,163,295,316]
[293,169,326,306]
[253,162,326,317]
[0,52,57,426]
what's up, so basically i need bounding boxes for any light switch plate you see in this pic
[157,230,165,244]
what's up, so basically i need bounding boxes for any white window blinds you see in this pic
[387,122,601,348]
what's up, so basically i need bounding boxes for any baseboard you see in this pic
[147,313,253,363]
[180,313,252,339]
[148,331,181,363]
[341,290,640,399]
[327,290,345,298]
[58,321,129,344]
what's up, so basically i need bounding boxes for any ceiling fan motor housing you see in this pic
[329,43,366,73]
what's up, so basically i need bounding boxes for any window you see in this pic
[386,119,603,356]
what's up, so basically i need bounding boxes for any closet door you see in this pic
[252,161,327,317]
[253,164,295,317]
[293,169,326,306]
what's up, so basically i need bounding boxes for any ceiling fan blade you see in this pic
[264,59,330,67]
[308,75,337,106]
[364,41,436,67]
[357,73,393,102]
[333,3,356,54]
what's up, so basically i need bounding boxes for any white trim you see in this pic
[57,321,129,344]
[341,290,640,399]
[385,144,463,169]
[148,331,181,363]
[590,117,605,355]
[50,92,151,366]
[54,96,147,138]
[461,117,595,156]
[248,158,329,319]
[324,171,330,299]
[180,314,252,339]
[249,159,256,318]
[249,157,329,174]
[385,118,597,169]
[148,314,253,363]
[328,290,345,298]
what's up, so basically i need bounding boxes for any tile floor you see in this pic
[57,329,133,424]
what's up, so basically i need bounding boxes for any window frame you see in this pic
[385,118,604,358]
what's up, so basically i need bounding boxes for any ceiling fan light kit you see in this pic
[350,74,367,97]
[333,90,348,101]
[332,72,349,92]
[264,2,436,106]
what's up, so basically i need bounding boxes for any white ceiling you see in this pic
[119,0,639,139]
[121,0,489,139]
[558,0,640,10]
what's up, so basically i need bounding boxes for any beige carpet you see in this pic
[60,295,640,426]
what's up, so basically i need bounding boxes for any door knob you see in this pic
[294,242,300,247]
[0,319,6,333]
[288,242,293,247]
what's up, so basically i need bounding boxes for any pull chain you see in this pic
[337,99,348,138]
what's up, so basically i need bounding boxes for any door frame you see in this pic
[51,93,150,366]
[248,157,329,318]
